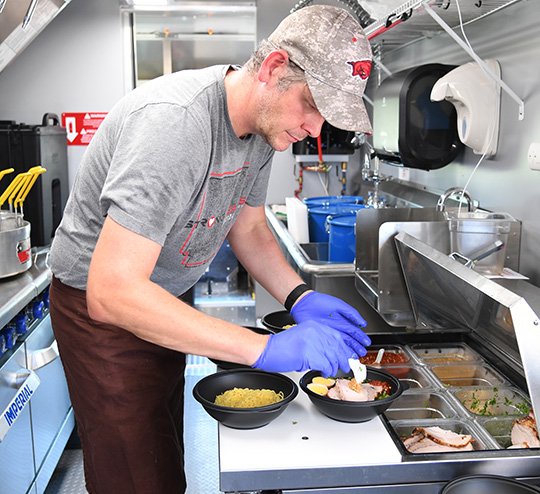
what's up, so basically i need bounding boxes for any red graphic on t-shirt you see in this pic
[178,164,251,267]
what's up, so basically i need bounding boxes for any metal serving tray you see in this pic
[450,386,531,419]
[382,365,436,390]
[390,418,498,453]
[385,391,460,420]
[428,362,508,388]
[409,343,483,364]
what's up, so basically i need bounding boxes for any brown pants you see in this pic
[50,277,187,494]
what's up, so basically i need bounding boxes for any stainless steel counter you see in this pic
[265,206,402,334]
[0,249,51,330]
[218,368,540,494]
[217,207,540,493]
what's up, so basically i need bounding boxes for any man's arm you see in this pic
[228,204,370,348]
[226,204,306,305]
[86,216,267,365]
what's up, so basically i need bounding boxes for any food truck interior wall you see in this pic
[0,0,539,288]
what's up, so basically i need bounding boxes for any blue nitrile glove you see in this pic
[290,291,371,347]
[253,320,368,377]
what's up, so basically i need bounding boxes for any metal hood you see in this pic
[0,0,71,73]
[394,231,540,422]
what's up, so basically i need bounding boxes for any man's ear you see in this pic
[258,50,290,85]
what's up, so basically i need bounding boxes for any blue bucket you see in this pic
[304,195,364,209]
[308,204,365,243]
[328,214,357,263]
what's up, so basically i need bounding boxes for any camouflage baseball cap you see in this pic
[268,5,373,133]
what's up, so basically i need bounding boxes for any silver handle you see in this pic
[27,340,60,371]
[27,340,59,371]
[450,240,505,268]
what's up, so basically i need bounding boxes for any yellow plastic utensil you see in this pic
[0,168,14,184]
[14,166,46,212]
[0,171,30,209]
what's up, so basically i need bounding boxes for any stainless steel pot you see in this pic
[0,212,32,278]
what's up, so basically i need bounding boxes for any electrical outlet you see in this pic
[528,143,540,171]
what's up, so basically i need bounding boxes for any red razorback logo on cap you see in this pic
[347,60,372,80]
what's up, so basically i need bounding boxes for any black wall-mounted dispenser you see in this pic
[372,64,463,170]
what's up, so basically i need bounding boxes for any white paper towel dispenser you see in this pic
[430,59,501,157]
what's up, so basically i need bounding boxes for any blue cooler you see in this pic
[328,214,358,263]
[308,204,365,243]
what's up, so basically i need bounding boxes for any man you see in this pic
[49,4,374,493]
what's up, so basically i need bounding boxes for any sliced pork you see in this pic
[326,378,384,402]
[409,437,474,454]
[402,426,474,453]
[510,412,539,448]
[421,426,473,448]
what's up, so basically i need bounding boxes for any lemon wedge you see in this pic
[312,376,336,387]
[307,382,329,396]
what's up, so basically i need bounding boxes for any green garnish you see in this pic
[516,402,531,415]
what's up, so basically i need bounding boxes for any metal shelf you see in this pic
[365,0,525,120]
[136,33,254,42]
[365,0,523,52]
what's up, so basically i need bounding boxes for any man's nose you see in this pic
[304,112,325,138]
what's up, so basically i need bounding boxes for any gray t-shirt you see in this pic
[49,65,274,296]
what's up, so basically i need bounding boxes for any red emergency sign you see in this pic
[61,112,107,146]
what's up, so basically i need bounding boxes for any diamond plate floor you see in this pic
[45,449,87,494]
[45,358,222,494]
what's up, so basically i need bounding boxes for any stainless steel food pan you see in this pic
[385,391,461,420]
[390,418,497,453]
[383,365,436,391]
[428,363,508,388]
[477,416,520,449]
[359,344,412,366]
[408,343,483,364]
[450,386,531,418]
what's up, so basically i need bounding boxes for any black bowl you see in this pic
[209,326,274,370]
[441,475,540,494]
[300,367,403,423]
[193,368,298,429]
[261,310,296,333]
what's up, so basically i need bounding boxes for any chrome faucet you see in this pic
[436,187,475,212]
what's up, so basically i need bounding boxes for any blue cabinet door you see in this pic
[0,344,36,494]
[25,315,73,493]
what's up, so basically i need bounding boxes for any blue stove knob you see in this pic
[32,300,44,320]
[15,314,28,335]
[42,290,50,309]
[4,327,15,350]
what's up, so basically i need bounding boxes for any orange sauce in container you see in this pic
[360,352,408,365]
